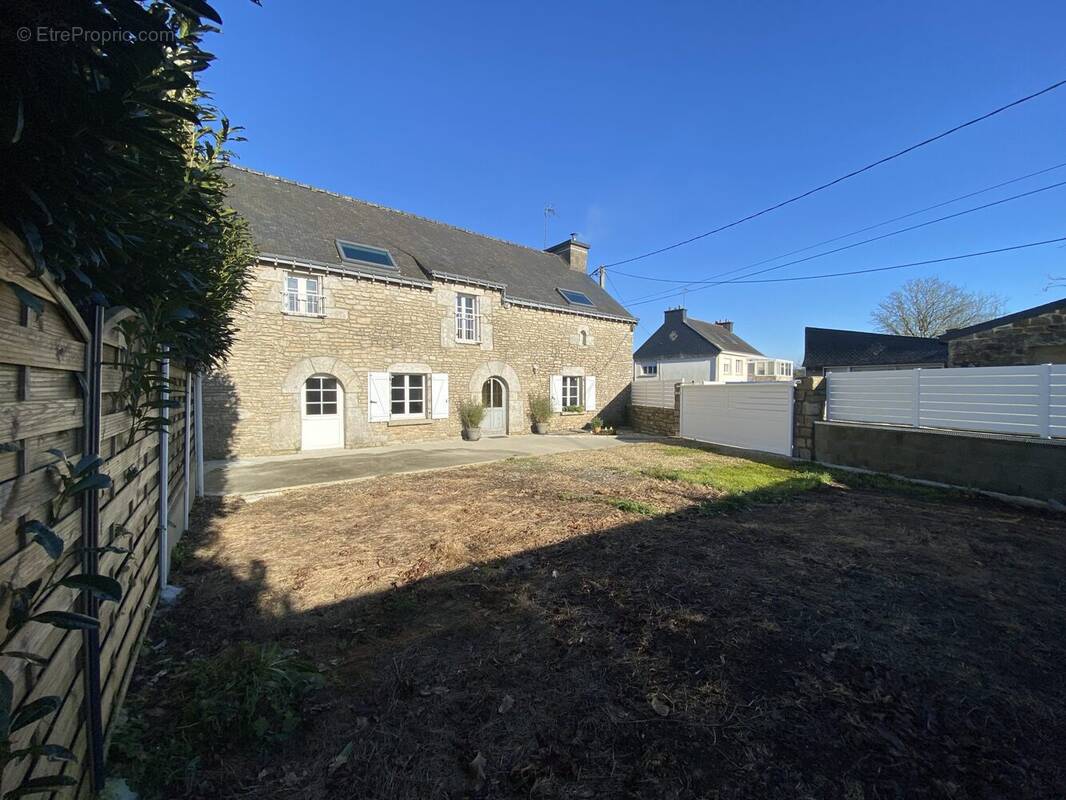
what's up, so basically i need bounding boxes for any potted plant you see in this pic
[528,391,552,434]
[459,399,485,441]
[590,416,603,433]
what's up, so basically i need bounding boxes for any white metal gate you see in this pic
[679,382,794,456]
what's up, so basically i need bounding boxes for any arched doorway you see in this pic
[481,377,508,436]
[302,374,344,450]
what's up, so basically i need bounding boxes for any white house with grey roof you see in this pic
[202,167,636,458]
[634,308,793,384]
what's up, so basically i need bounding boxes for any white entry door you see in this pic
[481,377,507,436]
[302,374,344,450]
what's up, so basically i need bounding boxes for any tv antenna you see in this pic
[543,204,556,247]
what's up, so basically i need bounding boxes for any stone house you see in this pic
[942,296,1066,367]
[204,167,636,459]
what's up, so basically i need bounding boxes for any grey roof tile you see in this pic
[803,327,947,368]
[224,167,635,321]
[634,310,763,360]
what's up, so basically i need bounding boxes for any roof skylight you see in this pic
[557,288,595,307]
[336,239,396,269]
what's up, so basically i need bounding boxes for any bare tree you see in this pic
[871,277,1006,338]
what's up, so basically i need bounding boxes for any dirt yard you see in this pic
[115,442,1066,799]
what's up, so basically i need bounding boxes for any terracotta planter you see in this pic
[532,422,549,435]
[462,427,482,441]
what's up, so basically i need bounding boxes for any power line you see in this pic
[601,79,1066,270]
[623,235,1066,305]
[620,177,1066,305]
[611,161,1066,285]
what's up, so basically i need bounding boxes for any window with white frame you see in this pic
[455,294,480,342]
[722,358,732,375]
[735,358,743,374]
[562,376,582,408]
[639,364,657,377]
[390,374,425,419]
[755,361,768,376]
[304,375,339,416]
[283,273,323,316]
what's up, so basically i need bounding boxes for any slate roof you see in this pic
[940,296,1066,340]
[223,167,635,321]
[803,327,947,369]
[634,310,763,360]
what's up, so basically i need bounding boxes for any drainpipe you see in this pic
[195,372,205,497]
[158,346,169,587]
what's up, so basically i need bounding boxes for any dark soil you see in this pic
[117,443,1066,799]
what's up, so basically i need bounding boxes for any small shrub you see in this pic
[528,392,553,423]
[590,416,603,430]
[459,399,486,429]
[182,642,323,748]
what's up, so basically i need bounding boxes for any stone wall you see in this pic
[629,383,680,436]
[947,301,1066,366]
[203,264,634,459]
[813,421,1066,504]
[630,404,679,437]
[792,376,826,460]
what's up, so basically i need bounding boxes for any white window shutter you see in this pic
[585,376,597,412]
[431,373,449,419]
[368,372,390,422]
[549,375,563,413]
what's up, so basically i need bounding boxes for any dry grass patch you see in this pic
[113,442,1066,799]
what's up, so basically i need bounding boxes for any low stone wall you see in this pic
[792,376,826,460]
[813,421,1066,504]
[630,404,679,436]
[947,301,1066,366]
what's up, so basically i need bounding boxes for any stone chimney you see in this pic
[715,319,734,332]
[546,233,590,273]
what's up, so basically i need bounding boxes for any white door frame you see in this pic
[301,373,345,450]
[481,376,508,436]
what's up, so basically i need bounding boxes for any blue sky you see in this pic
[206,0,1066,361]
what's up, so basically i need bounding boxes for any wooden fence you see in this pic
[0,227,202,796]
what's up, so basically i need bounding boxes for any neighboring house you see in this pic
[203,167,636,458]
[633,308,793,383]
[802,327,948,375]
[942,296,1066,367]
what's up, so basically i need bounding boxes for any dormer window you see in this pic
[336,239,397,269]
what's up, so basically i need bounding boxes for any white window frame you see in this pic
[455,294,480,343]
[735,358,743,374]
[722,358,732,375]
[303,374,340,417]
[390,373,426,420]
[562,375,582,409]
[282,273,324,316]
[639,364,658,377]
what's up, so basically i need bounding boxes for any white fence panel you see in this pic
[632,379,678,409]
[680,382,794,456]
[827,364,1065,439]
[1052,364,1066,439]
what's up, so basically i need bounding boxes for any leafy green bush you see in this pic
[528,392,553,423]
[563,405,584,413]
[182,643,323,747]
[458,399,486,429]
[590,416,603,429]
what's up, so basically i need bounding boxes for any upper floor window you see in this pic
[455,294,480,343]
[283,273,323,316]
[335,239,397,269]
[639,364,658,377]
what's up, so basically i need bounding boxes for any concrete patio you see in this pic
[204,432,638,497]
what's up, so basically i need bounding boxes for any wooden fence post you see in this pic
[158,348,170,588]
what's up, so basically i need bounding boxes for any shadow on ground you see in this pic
[121,443,1066,800]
